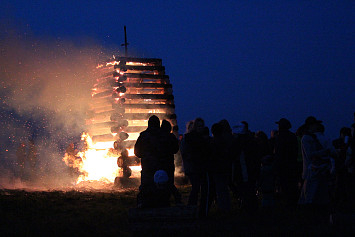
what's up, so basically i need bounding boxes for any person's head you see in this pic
[275,118,292,131]
[148,115,160,128]
[173,125,179,133]
[233,122,247,135]
[211,122,223,137]
[192,117,205,133]
[304,116,322,133]
[296,124,307,137]
[219,119,232,134]
[241,121,249,131]
[255,130,268,142]
[161,119,172,133]
[185,120,194,134]
[202,126,210,137]
[340,127,351,139]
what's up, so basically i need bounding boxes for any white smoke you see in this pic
[0,31,111,190]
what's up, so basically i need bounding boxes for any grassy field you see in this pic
[0,185,354,236]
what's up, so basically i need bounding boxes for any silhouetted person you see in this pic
[255,131,272,159]
[314,124,335,174]
[135,115,164,207]
[160,119,181,204]
[295,125,307,189]
[269,129,278,154]
[274,118,298,206]
[299,116,331,206]
[181,117,211,217]
[332,127,352,204]
[259,154,275,207]
[185,120,194,134]
[233,122,260,212]
[209,120,235,212]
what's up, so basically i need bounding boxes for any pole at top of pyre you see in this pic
[121,25,129,57]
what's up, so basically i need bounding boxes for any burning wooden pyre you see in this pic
[87,56,177,171]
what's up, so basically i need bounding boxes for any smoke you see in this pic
[0,32,110,189]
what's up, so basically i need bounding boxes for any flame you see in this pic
[63,133,141,185]
[127,148,135,157]
[65,57,174,186]
[106,61,119,67]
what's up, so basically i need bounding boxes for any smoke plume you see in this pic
[0,32,109,189]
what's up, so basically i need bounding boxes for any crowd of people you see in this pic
[134,113,355,219]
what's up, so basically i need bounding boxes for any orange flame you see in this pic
[63,133,141,185]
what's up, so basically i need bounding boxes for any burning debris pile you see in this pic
[64,56,177,184]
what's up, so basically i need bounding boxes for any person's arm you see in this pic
[134,133,145,158]
[302,135,329,161]
[169,134,180,154]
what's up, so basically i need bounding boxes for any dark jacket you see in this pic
[181,131,211,175]
[134,127,162,177]
[233,133,261,184]
[274,130,298,176]
[159,132,180,172]
[210,132,236,174]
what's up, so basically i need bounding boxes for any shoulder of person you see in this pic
[168,133,178,140]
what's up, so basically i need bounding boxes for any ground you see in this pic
[0,185,354,236]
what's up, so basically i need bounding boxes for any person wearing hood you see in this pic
[135,115,165,207]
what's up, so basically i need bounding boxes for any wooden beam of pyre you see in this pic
[88,57,177,158]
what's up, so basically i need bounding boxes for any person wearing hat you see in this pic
[300,116,327,180]
[153,170,171,207]
[274,118,298,206]
[299,116,332,205]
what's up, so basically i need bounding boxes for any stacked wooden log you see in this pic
[88,57,177,156]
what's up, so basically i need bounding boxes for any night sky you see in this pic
[1,0,354,139]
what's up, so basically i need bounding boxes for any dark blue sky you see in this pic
[1,0,354,138]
